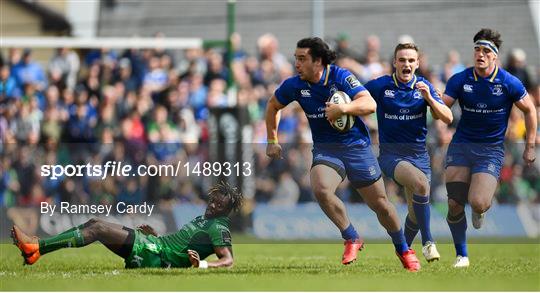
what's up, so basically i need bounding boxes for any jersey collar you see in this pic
[392,73,417,90]
[318,65,331,86]
[473,65,499,83]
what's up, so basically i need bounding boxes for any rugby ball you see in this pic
[327,91,355,132]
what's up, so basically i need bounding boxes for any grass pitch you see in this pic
[1,241,539,291]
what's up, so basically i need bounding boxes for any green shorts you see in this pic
[124,230,164,268]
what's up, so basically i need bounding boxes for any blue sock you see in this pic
[404,215,419,247]
[388,229,409,254]
[341,223,359,240]
[447,212,468,257]
[412,194,434,245]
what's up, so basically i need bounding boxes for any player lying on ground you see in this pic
[266,37,420,271]
[364,43,453,262]
[12,181,243,269]
[442,28,537,268]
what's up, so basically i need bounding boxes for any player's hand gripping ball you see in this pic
[327,91,355,132]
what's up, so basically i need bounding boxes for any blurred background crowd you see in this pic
[1,31,539,212]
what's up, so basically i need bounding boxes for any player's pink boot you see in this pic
[342,239,364,265]
[11,226,41,265]
[396,249,421,272]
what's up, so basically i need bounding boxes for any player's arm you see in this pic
[265,95,286,159]
[187,247,234,269]
[326,90,376,121]
[442,74,459,109]
[428,88,443,121]
[442,94,456,108]
[348,89,377,115]
[514,94,537,165]
[416,81,453,124]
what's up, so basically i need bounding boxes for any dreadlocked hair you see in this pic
[208,181,243,213]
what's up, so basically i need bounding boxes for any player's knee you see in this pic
[87,218,106,235]
[469,198,491,214]
[86,217,101,227]
[370,197,392,216]
[447,198,464,216]
[312,186,335,203]
[411,175,430,196]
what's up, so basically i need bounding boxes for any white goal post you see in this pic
[0,37,203,50]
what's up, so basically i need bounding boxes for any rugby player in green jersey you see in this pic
[12,182,243,269]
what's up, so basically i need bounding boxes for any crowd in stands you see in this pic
[1,32,539,211]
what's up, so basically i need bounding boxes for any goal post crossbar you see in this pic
[0,37,203,49]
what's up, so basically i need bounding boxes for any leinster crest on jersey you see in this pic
[491,85,503,96]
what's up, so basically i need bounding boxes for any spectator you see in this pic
[117,177,145,205]
[204,50,229,86]
[506,48,535,92]
[269,171,300,206]
[187,73,208,120]
[147,105,181,162]
[229,32,248,61]
[11,49,47,92]
[10,101,41,143]
[0,65,21,101]
[361,35,381,64]
[64,103,97,143]
[257,33,289,73]
[0,156,19,207]
[48,47,80,91]
[143,55,168,99]
[115,58,139,92]
[335,32,362,62]
[441,49,465,83]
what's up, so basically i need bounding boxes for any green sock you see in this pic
[38,225,85,255]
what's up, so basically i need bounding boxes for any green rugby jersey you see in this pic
[158,215,232,267]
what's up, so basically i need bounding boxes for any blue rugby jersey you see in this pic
[444,66,527,144]
[364,74,444,155]
[274,64,371,146]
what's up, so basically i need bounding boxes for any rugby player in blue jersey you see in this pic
[265,37,420,271]
[364,43,453,263]
[442,28,537,268]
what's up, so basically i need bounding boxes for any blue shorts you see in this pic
[378,152,431,183]
[445,142,504,178]
[312,144,382,188]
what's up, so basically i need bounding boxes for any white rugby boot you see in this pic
[422,241,440,262]
[453,255,470,268]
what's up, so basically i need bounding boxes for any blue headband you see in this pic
[474,40,498,55]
